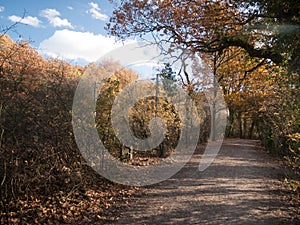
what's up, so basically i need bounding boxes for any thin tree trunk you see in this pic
[238,112,242,138]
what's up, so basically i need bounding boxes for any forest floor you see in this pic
[113,139,300,225]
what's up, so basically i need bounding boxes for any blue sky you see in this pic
[0,0,135,65]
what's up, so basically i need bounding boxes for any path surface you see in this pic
[115,139,299,224]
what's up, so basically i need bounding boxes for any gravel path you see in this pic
[115,139,299,225]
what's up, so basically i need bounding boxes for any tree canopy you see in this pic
[107,0,300,73]
[107,0,300,192]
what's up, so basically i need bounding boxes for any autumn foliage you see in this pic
[1,0,300,221]
[0,35,136,224]
[107,0,300,200]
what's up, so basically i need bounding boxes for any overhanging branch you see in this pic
[221,37,283,65]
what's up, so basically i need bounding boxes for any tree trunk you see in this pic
[248,120,255,139]
[225,107,235,137]
[243,116,247,138]
[238,112,243,138]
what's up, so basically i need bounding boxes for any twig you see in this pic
[0,162,6,186]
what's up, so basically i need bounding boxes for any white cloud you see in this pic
[40,8,74,29]
[0,6,4,13]
[50,17,73,28]
[39,29,135,63]
[67,6,74,10]
[8,15,42,27]
[40,8,60,18]
[87,2,108,21]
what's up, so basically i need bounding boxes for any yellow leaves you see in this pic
[217,47,280,114]
[287,133,300,142]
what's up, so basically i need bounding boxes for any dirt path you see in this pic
[114,139,299,225]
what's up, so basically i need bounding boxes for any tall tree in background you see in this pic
[157,63,177,97]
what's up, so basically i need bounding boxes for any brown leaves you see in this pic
[1,184,137,224]
[0,35,138,224]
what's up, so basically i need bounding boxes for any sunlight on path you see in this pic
[116,139,298,225]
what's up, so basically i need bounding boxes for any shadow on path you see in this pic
[115,139,299,225]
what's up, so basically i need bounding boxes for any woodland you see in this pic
[0,0,299,223]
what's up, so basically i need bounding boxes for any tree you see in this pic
[94,60,139,159]
[106,0,300,197]
[157,63,177,97]
[107,0,299,73]
[0,34,87,223]
[212,47,274,138]
[94,61,183,159]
